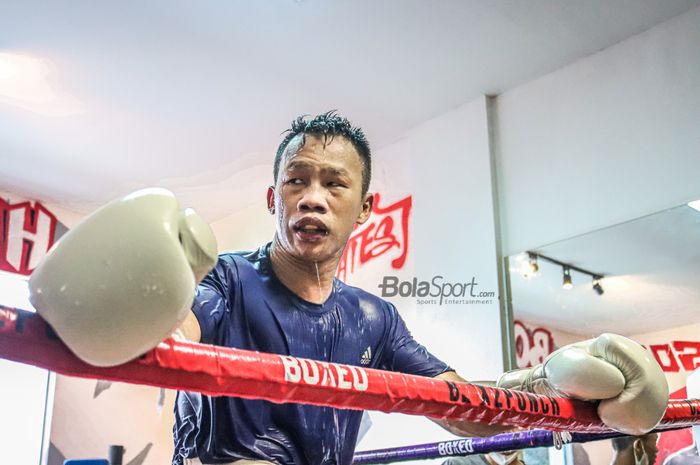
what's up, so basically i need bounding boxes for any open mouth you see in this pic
[293,218,329,240]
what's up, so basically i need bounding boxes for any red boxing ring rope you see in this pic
[1,305,699,433]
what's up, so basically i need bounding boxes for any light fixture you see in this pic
[592,276,604,295]
[520,253,539,278]
[528,253,539,274]
[522,252,605,296]
[562,267,573,290]
[689,200,700,213]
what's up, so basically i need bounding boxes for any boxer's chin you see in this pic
[294,242,331,263]
[292,235,340,264]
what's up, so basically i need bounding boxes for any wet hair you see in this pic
[274,111,372,195]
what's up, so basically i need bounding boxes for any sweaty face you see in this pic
[272,134,371,263]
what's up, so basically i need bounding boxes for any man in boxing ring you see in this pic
[26,112,671,465]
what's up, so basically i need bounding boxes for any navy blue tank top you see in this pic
[172,244,450,465]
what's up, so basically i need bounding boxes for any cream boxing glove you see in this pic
[29,188,217,367]
[498,333,669,434]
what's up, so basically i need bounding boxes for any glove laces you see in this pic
[520,367,573,450]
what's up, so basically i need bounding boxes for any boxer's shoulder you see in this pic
[210,245,271,276]
[198,247,268,296]
[216,245,267,266]
[335,279,397,320]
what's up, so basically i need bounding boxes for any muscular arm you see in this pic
[432,371,513,437]
[173,310,202,342]
[174,277,228,344]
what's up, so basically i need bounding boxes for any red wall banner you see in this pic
[0,197,62,276]
[337,193,412,282]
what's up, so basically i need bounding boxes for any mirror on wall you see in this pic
[507,201,700,465]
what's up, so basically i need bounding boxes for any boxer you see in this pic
[30,112,669,465]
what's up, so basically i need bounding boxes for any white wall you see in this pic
[353,97,503,460]
[496,6,700,255]
[210,200,275,253]
[409,97,502,379]
[0,272,50,465]
[0,191,76,465]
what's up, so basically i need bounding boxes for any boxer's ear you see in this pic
[357,193,373,225]
[267,187,275,215]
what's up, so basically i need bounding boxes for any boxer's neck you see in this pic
[269,239,339,305]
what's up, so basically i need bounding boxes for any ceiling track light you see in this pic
[592,276,604,295]
[521,252,540,278]
[528,253,539,274]
[562,266,573,290]
[523,252,605,296]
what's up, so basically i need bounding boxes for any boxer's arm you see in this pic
[378,303,510,436]
[180,274,232,345]
[173,311,202,343]
[432,335,668,437]
[28,188,217,367]
[497,334,668,434]
[431,370,513,437]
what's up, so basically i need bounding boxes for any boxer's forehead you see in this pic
[280,133,363,177]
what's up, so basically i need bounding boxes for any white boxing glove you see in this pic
[498,333,669,434]
[29,188,217,367]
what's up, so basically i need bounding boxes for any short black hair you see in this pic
[274,111,372,195]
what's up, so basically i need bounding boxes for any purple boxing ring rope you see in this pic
[352,427,687,464]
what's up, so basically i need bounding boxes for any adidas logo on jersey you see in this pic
[360,346,372,365]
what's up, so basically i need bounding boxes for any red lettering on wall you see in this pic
[514,320,554,368]
[640,341,700,373]
[514,320,700,375]
[0,198,59,276]
[337,193,411,282]
[648,344,681,373]
[671,341,700,372]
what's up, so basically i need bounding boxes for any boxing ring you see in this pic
[1,304,698,463]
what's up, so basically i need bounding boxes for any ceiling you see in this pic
[2,0,699,220]
[510,204,700,337]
